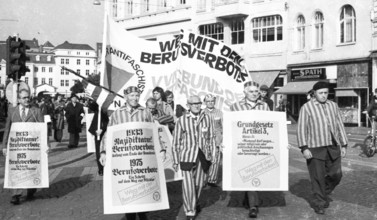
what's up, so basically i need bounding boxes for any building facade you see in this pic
[53,41,97,96]
[111,0,376,126]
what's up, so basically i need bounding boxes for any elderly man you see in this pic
[2,89,45,205]
[297,81,348,215]
[145,97,174,126]
[99,86,153,220]
[172,95,214,220]
[203,94,223,188]
[230,81,270,218]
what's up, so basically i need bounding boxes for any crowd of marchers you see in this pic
[1,80,349,220]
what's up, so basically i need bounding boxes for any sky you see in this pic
[0,0,104,49]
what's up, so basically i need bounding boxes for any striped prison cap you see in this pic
[244,81,260,88]
[124,86,140,95]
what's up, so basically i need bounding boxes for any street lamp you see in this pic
[93,0,101,5]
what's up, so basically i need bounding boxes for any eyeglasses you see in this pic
[19,97,30,100]
[189,102,202,106]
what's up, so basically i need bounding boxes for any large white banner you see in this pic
[103,16,251,112]
[103,122,169,214]
[223,111,289,191]
[4,122,49,188]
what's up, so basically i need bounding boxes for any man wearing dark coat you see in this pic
[64,94,84,148]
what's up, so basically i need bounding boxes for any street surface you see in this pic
[1,124,377,220]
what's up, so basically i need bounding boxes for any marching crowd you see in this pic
[1,80,349,220]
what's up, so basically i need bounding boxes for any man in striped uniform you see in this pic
[230,81,270,219]
[99,86,152,220]
[203,94,223,188]
[172,95,214,220]
[297,81,348,215]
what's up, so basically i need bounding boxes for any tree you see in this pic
[87,73,100,86]
[70,80,84,94]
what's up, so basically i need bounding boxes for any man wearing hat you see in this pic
[64,93,84,148]
[99,86,153,220]
[230,81,270,218]
[203,94,223,188]
[297,81,348,215]
[259,84,274,111]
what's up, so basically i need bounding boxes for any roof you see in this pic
[43,41,54,48]
[24,38,39,49]
[27,52,55,64]
[54,41,94,51]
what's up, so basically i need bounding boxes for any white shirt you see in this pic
[19,106,29,118]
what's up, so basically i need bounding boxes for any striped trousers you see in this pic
[182,160,207,216]
[208,147,221,184]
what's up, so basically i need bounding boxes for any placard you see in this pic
[103,122,169,214]
[157,125,183,182]
[4,122,49,188]
[223,111,288,191]
[84,107,96,153]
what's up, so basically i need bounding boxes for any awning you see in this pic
[274,81,318,94]
[335,89,358,97]
[249,71,280,88]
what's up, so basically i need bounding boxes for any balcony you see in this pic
[213,0,250,18]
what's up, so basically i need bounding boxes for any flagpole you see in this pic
[97,1,109,141]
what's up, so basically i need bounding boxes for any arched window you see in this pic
[313,12,324,49]
[340,5,356,43]
[296,15,305,50]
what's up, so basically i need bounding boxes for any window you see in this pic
[86,70,90,76]
[178,0,186,5]
[77,69,81,75]
[77,59,81,65]
[86,59,90,65]
[36,55,40,61]
[141,0,149,13]
[61,80,64,86]
[61,59,64,64]
[65,80,69,87]
[66,70,69,75]
[42,78,46,84]
[49,67,53,72]
[47,56,51,62]
[34,78,38,85]
[68,51,71,55]
[252,15,283,42]
[86,52,89,55]
[66,59,69,64]
[113,0,118,17]
[157,0,167,9]
[231,19,245,44]
[25,77,28,84]
[296,15,306,50]
[313,12,324,49]
[340,5,356,43]
[42,67,46,72]
[126,0,134,15]
[77,51,81,55]
[199,23,224,41]
[49,78,53,85]
[61,69,64,75]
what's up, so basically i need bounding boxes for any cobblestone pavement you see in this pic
[1,125,377,220]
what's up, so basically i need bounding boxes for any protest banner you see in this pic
[84,107,96,153]
[4,122,49,188]
[86,16,251,113]
[157,125,183,182]
[103,122,169,214]
[222,111,289,191]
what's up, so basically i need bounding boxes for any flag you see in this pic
[81,80,117,111]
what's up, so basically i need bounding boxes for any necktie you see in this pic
[22,107,26,121]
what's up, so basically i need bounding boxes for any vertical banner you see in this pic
[84,107,96,153]
[157,125,183,182]
[4,122,49,188]
[103,122,169,214]
[223,111,288,191]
